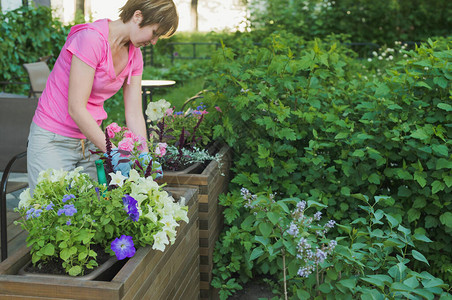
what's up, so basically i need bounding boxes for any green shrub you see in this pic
[212,190,452,299]
[206,33,452,284]
[0,5,69,93]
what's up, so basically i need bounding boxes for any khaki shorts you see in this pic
[27,122,99,195]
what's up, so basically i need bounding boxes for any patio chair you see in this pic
[0,96,38,261]
[22,57,51,98]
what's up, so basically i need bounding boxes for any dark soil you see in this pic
[228,281,276,300]
[24,244,111,276]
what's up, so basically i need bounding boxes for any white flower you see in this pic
[18,188,32,209]
[49,169,68,183]
[145,99,171,122]
[127,169,141,183]
[144,205,158,223]
[109,171,127,187]
[159,214,179,230]
[152,230,169,252]
[367,58,372,62]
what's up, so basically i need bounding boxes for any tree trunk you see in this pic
[75,0,85,15]
[190,0,198,31]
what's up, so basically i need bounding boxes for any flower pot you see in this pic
[0,187,200,300]
[157,142,231,299]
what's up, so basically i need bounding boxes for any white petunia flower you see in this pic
[109,171,127,187]
[152,230,169,252]
[127,169,141,183]
[18,188,32,209]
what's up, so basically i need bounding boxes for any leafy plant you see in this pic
[212,190,452,299]
[206,33,452,283]
[15,168,188,276]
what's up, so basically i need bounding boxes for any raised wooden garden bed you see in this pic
[0,187,199,300]
[157,143,231,299]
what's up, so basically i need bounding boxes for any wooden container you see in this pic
[0,187,199,300]
[157,143,231,299]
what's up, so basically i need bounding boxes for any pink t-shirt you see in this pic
[33,19,143,138]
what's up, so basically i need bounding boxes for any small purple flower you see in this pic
[45,202,54,211]
[324,220,336,229]
[111,235,136,260]
[57,204,77,217]
[66,220,72,226]
[314,211,322,221]
[315,249,327,263]
[62,194,75,203]
[296,200,306,211]
[26,208,43,219]
[287,223,299,236]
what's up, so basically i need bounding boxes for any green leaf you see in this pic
[335,132,349,139]
[307,200,327,208]
[412,250,429,265]
[439,212,452,228]
[68,265,82,276]
[368,173,380,184]
[41,244,55,256]
[338,278,356,290]
[267,212,279,225]
[351,149,365,158]
[414,172,427,188]
[258,222,273,238]
[250,247,264,261]
[410,128,429,140]
[444,175,452,188]
[432,180,445,194]
[437,103,452,111]
[60,248,71,261]
[385,214,400,228]
[432,144,448,157]
[412,233,433,243]
[415,81,432,89]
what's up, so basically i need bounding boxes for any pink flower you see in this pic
[154,142,167,157]
[215,106,222,113]
[200,110,208,115]
[135,135,147,152]
[106,122,122,138]
[123,130,136,139]
[118,138,134,154]
[165,107,174,116]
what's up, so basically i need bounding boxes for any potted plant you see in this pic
[1,166,199,299]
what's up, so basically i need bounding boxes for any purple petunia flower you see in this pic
[62,194,76,203]
[111,235,136,260]
[122,195,139,222]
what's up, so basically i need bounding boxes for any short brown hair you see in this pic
[119,0,178,39]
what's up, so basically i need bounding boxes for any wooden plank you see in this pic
[0,276,122,299]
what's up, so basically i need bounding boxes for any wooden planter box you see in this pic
[0,187,199,300]
[157,143,231,299]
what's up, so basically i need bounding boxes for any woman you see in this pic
[27,0,178,194]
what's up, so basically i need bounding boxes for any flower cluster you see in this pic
[286,200,337,278]
[15,167,189,276]
[146,99,222,171]
[102,123,162,179]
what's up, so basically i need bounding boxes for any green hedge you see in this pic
[0,5,69,93]
[205,32,452,289]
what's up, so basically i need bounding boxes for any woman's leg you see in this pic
[27,122,97,195]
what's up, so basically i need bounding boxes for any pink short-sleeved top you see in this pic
[33,19,143,139]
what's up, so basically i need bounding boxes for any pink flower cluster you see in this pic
[106,123,147,153]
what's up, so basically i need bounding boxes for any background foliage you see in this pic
[204,32,452,296]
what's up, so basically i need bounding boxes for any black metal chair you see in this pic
[0,96,38,261]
